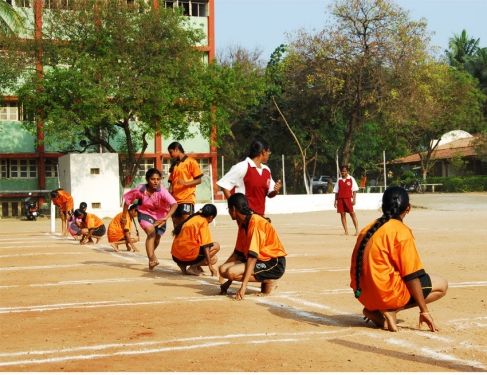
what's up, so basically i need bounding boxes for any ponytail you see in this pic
[353,186,409,298]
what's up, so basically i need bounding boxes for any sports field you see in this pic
[1,193,486,371]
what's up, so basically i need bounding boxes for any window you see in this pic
[91,202,101,209]
[8,159,37,179]
[90,168,100,175]
[45,159,58,178]
[14,0,30,7]
[164,1,207,16]
[0,160,7,179]
[0,102,19,121]
[128,158,155,179]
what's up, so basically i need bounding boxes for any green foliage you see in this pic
[427,176,487,192]
[7,0,225,185]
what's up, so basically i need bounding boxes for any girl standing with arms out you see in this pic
[350,186,448,332]
[171,204,220,276]
[122,168,177,270]
[219,193,287,300]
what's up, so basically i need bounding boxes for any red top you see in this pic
[243,163,271,215]
[337,178,354,199]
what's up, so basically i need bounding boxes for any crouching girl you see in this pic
[171,204,220,276]
[219,193,287,300]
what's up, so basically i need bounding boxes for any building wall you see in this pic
[0,0,216,215]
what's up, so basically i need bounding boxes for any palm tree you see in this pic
[445,29,480,68]
[0,0,25,35]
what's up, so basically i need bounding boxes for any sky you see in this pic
[215,0,487,61]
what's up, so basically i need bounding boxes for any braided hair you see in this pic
[228,193,271,222]
[172,204,217,236]
[353,186,410,298]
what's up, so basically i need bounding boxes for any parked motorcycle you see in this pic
[24,194,39,221]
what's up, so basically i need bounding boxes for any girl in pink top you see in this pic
[122,168,177,270]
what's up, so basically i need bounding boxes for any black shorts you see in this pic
[172,244,213,266]
[173,203,195,218]
[404,273,432,308]
[92,225,106,237]
[253,256,286,281]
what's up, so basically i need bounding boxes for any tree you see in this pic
[280,0,431,168]
[445,29,480,68]
[11,1,225,186]
[390,63,485,179]
[0,0,25,35]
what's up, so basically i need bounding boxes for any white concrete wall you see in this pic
[58,153,120,218]
[195,193,383,216]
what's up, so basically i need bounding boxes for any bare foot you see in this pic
[148,259,159,271]
[110,243,119,252]
[363,308,386,329]
[259,280,277,295]
[382,310,398,332]
[178,264,188,275]
[219,280,232,295]
[186,265,203,276]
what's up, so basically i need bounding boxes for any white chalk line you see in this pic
[0,329,356,367]
[0,296,223,314]
[0,276,162,289]
[375,334,486,370]
[0,252,87,258]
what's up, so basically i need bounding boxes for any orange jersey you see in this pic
[80,213,104,230]
[171,215,212,261]
[168,156,203,204]
[107,212,132,243]
[350,219,424,311]
[52,190,74,212]
[234,214,287,261]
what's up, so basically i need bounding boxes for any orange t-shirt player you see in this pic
[51,189,74,213]
[107,212,132,243]
[169,156,203,206]
[171,215,212,262]
[350,219,424,311]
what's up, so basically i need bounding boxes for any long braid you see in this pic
[353,186,409,299]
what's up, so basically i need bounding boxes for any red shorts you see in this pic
[337,198,354,213]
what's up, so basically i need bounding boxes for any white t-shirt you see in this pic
[217,157,276,194]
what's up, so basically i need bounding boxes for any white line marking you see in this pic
[0,277,162,289]
[0,297,222,314]
[0,329,348,358]
[0,252,87,258]
[0,264,86,272]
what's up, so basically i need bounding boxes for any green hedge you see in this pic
[426,176,487,192]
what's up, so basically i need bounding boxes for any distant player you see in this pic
[350,186,448,332]
[107,204,140,252]
[50,188,74,236]
[73,209,106,244]
[333,165,359,235]
[68,202,87,239]
[219,193,287,299]
[171,204,220,276]
[167,142,203,228]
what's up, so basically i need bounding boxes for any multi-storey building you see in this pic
[0,0,216,217]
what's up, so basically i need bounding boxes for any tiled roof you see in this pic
[391,136,478,164]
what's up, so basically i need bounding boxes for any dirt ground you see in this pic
[1,193,486,372]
